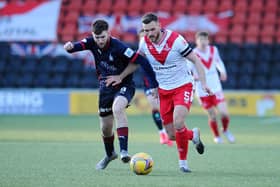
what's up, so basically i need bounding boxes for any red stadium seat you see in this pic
[262,12,277,25]
[142,0,158,13]
[260,25,275,38]
[173,0,187,15]
[158,0,172,13]
[247,12,262,25]
[245,25,260,38]
[244,35,258,44]
[187,0,203,14]
[264,0,278,13]
[233,0,248,13]
[248,0,263,12]
[218,0,233,12]
[202,0,219,14]
[229,35,243,44]
[214,34,228,43]
[231,12,246,25]
[122,33,137,43]
[260,36,273,44]
[230,25,245,37]
[82,0,98,14]
[112,0,127,14]
[97,0,112,14]
[127,0,142,13]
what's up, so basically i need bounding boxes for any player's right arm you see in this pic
[64,38,91,53]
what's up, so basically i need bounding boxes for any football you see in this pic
[130,152,154,175]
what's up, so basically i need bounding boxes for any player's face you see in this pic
[142,21,161,43]
[196,36,209,48]
[92,30,110,48]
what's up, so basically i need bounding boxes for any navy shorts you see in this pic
[99,85,135,117]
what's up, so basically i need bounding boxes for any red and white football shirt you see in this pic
[138,29,194,90]
[192,45,226,97]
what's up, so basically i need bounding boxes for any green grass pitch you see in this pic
[0,115,280,187]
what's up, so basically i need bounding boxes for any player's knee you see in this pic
[173,117,185,129]
[101,126,113,136]
[112,105,125,116]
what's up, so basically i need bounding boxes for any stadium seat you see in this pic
[33,73,48,88]
[17,73,34,88]
[2,72,19,88]
[241,44,257,62]
[247,12,262,25]
[97,0,112,14]
[239,61,254,75]
[226,43,240,62]
[231,12,246,25]
[20,56,38,73]
[158,0,172,13]
[187,0,203,14]
[53,55,70,73]
[233,0,248,12]
[248,0,263,12]
[252,75,267,89]
[262,12,277,25]
[68,58,84,74]
[38,56,54,74]
[65,74,80,88]
[49,73,65,88]
[229,35,243,44]
[256,44,272,63]
[268,74,280,89]
[5,55,22,74]
[112,0,127,14]
[218,0,233,12]
[202,0,219,14]
[127,0,142,13]
[80,68,98,88]
[237,74,252,89]
[142,0,158,13]
[173,0,187,15]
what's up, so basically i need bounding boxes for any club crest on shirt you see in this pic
[109,53,114,61]
[124,48,134,58]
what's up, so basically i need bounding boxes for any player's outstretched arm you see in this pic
[187,52,212,95]
[106,63,139,86]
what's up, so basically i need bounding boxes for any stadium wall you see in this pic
[0,90,279,116]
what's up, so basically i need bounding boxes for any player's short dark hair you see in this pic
[142,13,158,24]
[195,31,209,38]
[92,19,109,35]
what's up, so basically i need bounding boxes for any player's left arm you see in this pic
[214,47,227,81]
[106,45,158,88]
[178,35,211,94]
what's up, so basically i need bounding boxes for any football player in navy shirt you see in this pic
[64,19,157,170]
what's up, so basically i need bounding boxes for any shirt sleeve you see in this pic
[214,46,227,74]
[175,35,193,57]
[67,37,92,53]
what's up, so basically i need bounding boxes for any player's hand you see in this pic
[106,75,122,87]
[64,42,74,51]
[150,88,158,99]
[201,83,213,95]
[220,73,227,81]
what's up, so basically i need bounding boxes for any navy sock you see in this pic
[117,127,128,152]
[152,110,163,130]
[103,135,115,157]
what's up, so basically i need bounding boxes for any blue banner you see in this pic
[0,90,69,115]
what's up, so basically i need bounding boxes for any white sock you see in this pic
[179,160,188,168]
[159,129,166,134]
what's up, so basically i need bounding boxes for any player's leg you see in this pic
[200,95,222,143]
[207,107,223,143]
[96,94,117,170]
[160,84,204,172]
[217,101,235,143]
[146,94,173,146]
[113,86,135,163]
